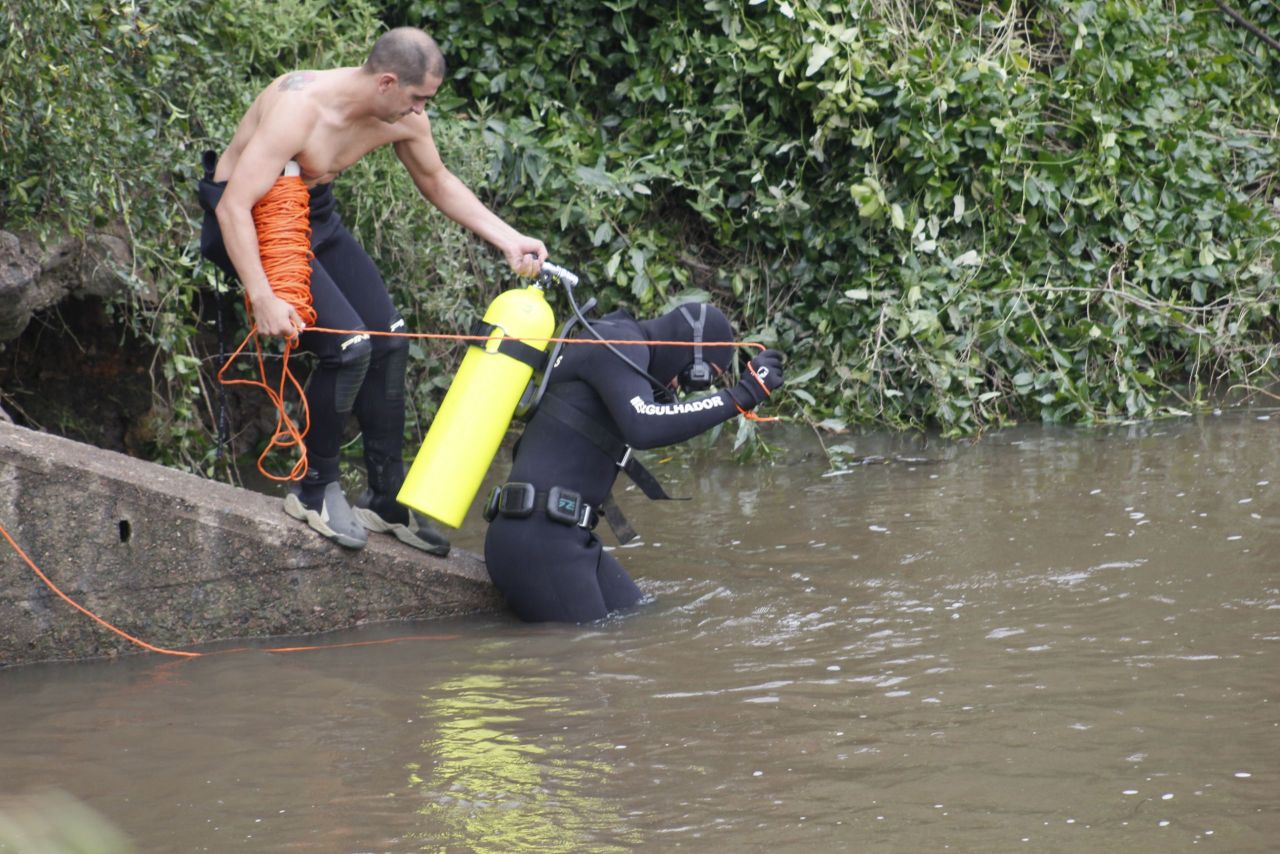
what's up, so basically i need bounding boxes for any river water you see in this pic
[1,411,1276,852]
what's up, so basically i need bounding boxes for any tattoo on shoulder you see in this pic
[278,72,316,92]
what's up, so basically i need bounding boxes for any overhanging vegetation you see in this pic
[3,0,1276,473]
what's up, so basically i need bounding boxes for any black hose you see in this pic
[539,262,673,401]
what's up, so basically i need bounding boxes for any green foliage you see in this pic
[3,0,1277,478]
[394,0,1278,439]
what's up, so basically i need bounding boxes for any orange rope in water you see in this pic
[0,519,460,660]
[0,521,200,658]
[217,174,315,482]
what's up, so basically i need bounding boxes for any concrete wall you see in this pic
[0,423,501,667]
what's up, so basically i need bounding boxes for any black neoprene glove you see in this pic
[726,349,785,410]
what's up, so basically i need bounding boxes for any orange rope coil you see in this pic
[252,175,315,330]
[217,174,315,482]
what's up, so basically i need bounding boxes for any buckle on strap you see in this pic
[547,486,595,527]
[617,446,633,470]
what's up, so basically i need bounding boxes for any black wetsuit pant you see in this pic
[197,169,409,488]
[484,516,644,623]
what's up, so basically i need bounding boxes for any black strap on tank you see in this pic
[468,320,548,372]
[515,303,593,421]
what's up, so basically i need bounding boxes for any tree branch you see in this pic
[1214,0,1280,53]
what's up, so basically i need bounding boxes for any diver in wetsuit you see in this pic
[483,303,784,623]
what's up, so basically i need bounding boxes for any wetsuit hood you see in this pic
[638,302,734,388]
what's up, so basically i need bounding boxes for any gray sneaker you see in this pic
[283,481,369,549]
[353,490,451,557]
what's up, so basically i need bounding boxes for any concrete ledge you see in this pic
[0,422,501,667]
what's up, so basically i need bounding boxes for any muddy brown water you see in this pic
[1,411,1276,852]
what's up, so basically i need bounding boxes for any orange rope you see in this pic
[253,176,315,330]
[736,360,781,423]
[309,327,766,352]
[217,174,315,483]
[0,520,199,658]
[304,328,782,424]
[0,518,461,661]
[217,197,785,483]
[220,317,782,478]
[258,635,458,653]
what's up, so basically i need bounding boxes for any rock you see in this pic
[0,231,43,341]
[0,228,154,342]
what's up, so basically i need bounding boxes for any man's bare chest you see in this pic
[293,124,396,185]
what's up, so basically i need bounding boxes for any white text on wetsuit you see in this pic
[629,395,725,416]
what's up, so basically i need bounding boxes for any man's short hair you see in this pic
[365,27,446,85]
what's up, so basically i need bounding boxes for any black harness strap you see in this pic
[469,320,548,372]
[537,393,680,502]
[214,271,231,461]
[600,497,639,545]
[536,391,690,546]
[201,151,232,463]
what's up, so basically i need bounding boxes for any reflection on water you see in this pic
[0,411,1276,852]
[406,670,639,852]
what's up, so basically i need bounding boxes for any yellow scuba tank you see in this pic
[398,281,556,527]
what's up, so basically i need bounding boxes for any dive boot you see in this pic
[284,481,369,549]
[353,490,451,556]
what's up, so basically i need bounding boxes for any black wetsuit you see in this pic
[484,310,750,623]
[197,158,410,497]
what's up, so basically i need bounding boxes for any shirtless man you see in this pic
[198,27,547,553]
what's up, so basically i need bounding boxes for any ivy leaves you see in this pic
[397,0,1277,436]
